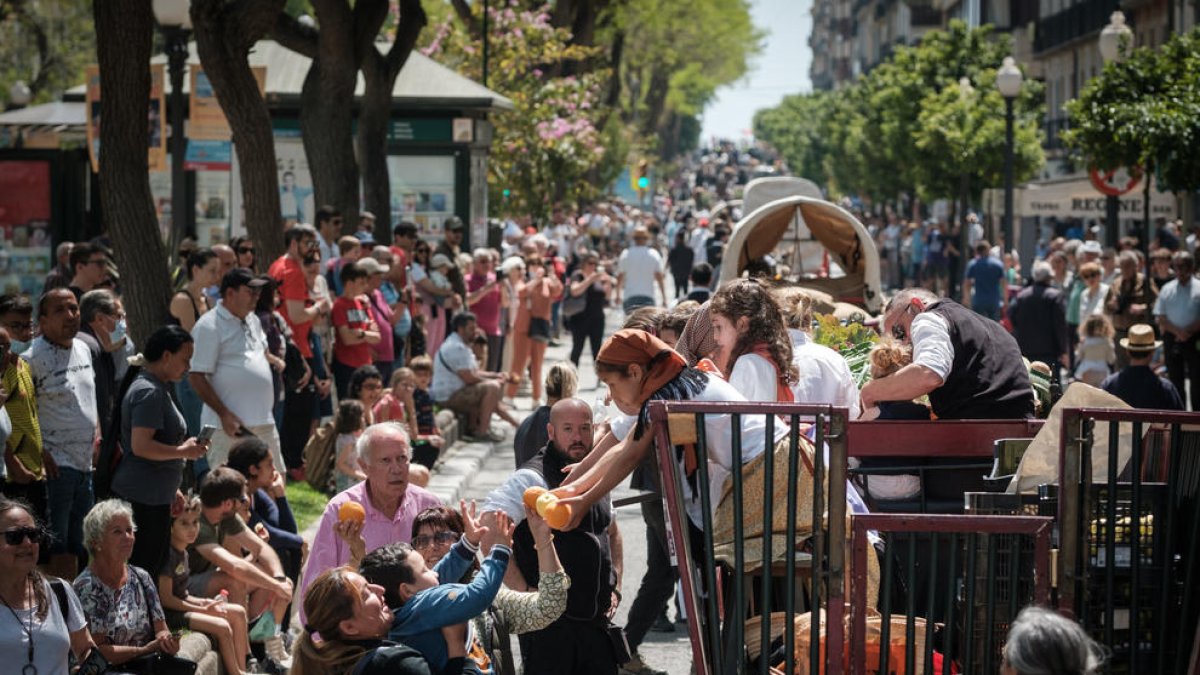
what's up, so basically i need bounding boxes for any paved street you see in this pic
[461,307,695,675]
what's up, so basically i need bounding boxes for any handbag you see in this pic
[562,274,588,319]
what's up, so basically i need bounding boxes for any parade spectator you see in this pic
[1073,314,1117,387]
[390,365,445,468]
[226,437,305,588]
[411,240,457,358]
[616,227,666,313]
[1149,247,1174,292]
[667,230,694,299]
[434,312,514,442]
[43,241,74,293]
[1105,251,1156,368]
[513,362,578,468]
[327,235,363,297]
[925,224,948,295]
[388,223,418,368]
[436,217,470,311]
[73,499,184,667]
[508,257,563,404]
[208,244,238,303]
[332,262,382,399]
[1048,250,1072,291]
[360,256,396,382]
[777,289,861,417]
[110,326,208,574]
[169,249,220,434]
[373,368,409,425]
[269,224,323,369]
[686,262,714,303]
[1076,262,1109,319]
[291,567,467,675]
[1,317,49,536]
[0,496,99,675]
[157,495,253,675]
[303,250,335,431]
[315,205,343,265]
[864,288,1035,419]
[499,256,527,372]
[710,279,797,402]
[350,365,386,426]
[78,289,127,438]
[1001,606,1104,675]
[1010,261,1070,372]
[1100,247,1118,284]
[299,422,441,620]
[962,240,1006,320]
[189,269,283,473]
[1101,324,1184,410]
[333,400,368,492]
[483,398,624,675]
[231,235,257,272]
[67,243,108,300]
[466,249,505,374]
[25,288,97,578]
[1153,251,1200,410]
[189,467,293,669]
[566,252,613,367]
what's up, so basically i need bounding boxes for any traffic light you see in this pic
[502,188,511,199]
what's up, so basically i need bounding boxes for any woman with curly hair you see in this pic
[709,278,798,402]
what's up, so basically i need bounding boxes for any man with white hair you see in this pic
[863,286,1034,419]
[298,422,440,615]
[1009,261,1069,371]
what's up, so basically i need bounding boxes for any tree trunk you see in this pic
[358,0,427,242]
[191,0,288,264]
[93,0,171,347]
[299,0,362,233]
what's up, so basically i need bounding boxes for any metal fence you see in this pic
[849,514,1054,675]
[1058,408,1200,675]
[649,401,850,675]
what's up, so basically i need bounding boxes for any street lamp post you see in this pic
[7,80,31,110]
[1098,11,1134,249]
[996,57,1023,257]
[152,0,191,254]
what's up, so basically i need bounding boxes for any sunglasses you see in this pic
[411,531,458,550]
[3,526,46,546]
[237,247,255,255]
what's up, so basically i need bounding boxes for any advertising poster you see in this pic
[85,64,169,173]
[0,160,53,296]
[388,155,456,236]
[275,137,314,227]
[195,171,232,247]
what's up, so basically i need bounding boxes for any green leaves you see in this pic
[1064,28,1200,193]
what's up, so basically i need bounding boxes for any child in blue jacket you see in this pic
[358,511,514,674]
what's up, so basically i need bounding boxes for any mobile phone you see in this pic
[197,425,217,443]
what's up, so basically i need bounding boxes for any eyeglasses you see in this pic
[362,382,384,391]
[3,526,47,546]
[86,258,107,267]
[237,247,255,255]
[411,531,458,550]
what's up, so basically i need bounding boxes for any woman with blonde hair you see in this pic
[291,567,466,675]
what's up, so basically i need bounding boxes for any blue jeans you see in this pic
[46,467,93,557]
[623,295,655,314]
[175,376,203,437]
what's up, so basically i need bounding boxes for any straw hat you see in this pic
[1120,324,1161,352]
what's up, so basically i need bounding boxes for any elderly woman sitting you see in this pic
[1002,606,1105,675]
[72,498,188,670]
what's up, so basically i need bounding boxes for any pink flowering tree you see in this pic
[423,1,609,218]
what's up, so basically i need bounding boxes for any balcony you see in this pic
[1033,0,1121,54]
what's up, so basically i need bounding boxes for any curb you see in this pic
[425,437,498,504]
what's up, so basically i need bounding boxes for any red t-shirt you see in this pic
[332,296,373,368]
[268,255,313,358]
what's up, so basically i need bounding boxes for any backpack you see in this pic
[303,420,339,494]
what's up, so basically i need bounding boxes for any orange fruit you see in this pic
[338,501,366,524]
[523,486,548,512]
[544,501,572,530]
[535,492,559,519]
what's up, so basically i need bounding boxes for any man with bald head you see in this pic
[483,398,625,675]
[206,244,237,302]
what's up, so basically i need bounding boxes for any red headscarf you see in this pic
[597,329,686,404]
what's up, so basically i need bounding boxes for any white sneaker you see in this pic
[264,633,292,671]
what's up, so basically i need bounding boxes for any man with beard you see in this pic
[483,398,625,675]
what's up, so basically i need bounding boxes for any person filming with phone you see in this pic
[110,326,209,576]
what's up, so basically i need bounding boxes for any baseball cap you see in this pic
[220,268,269,294]
[430,253,452,269]
[356,257,390,275]
[444,216,464,231]
[355,230,378,246]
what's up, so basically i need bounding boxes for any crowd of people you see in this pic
[1,149,1173,675]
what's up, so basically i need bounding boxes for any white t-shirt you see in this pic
[0,577,87,675]
[23,337,98,471]
[789,330,861,418]
[911,312,954,381]
[729,353,783,403]
[618,246,663,301]
[689,228,711,264]
[609,373,787,527]
[431,332,477,401]
[190,301,276,428]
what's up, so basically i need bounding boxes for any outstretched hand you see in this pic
[480,511,515,552]
[460,499,486,547]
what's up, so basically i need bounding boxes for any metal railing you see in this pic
[1058,408,1200,675]
[650,401,850,675]
[849,514,1054,675]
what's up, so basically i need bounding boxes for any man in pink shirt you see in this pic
[297,422,441,621]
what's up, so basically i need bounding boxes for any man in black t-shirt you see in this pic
[1102,324,1184,410]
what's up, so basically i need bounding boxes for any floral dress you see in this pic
[72,564,163,648]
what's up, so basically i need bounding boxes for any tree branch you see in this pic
[450,0,479,39]
[227,0,287,51]
[272,11,319,58]
[386,0,427,77]
[353,0,390,67]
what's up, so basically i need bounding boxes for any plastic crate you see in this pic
[1085,483,1167,571]
[956,517,1039,675]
